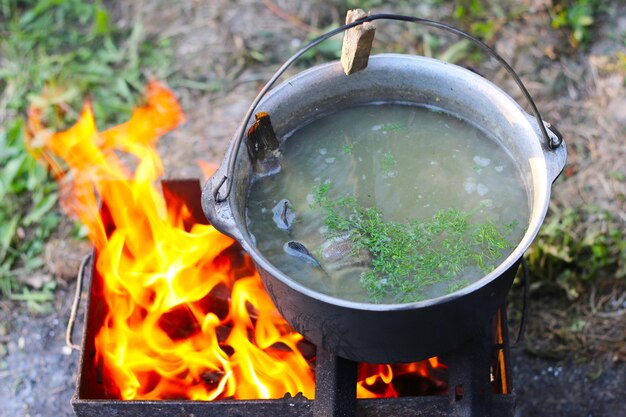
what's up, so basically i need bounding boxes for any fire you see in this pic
[26,81,444,401]
[356,358,446,398]
[27,81,314,400]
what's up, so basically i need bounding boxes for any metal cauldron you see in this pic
[202,15,566,363]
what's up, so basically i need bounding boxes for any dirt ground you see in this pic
[1,1,625,416]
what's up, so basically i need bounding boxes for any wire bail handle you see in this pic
[213,13,563,203]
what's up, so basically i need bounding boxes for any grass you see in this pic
[452,0,508,42]
[0,0,173,302]
[0,118,59,297]
[312,182,517,303]
[549,0,609,48]
[451,0,607,50]
[525,204,626,300]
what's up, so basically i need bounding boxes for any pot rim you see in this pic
[214,54,565,311]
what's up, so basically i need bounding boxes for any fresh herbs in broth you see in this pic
[312,182,517,302]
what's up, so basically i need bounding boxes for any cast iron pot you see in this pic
[202,19,566,364]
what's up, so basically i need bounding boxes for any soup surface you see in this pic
[246,104,529,303]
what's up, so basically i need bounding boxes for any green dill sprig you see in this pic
[380,152,397,174]
[311,183,517,303]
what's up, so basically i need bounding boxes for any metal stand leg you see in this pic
[446,324,493,417]
[313,347,358,417]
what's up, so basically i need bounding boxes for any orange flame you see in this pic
[26,81,445,401]
[27,81,315,400]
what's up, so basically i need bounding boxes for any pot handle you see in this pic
[211,13,565,203]
[202,163,245,243]
[545,130,567,183]
[526,114,568,183]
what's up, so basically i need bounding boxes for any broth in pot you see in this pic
[246,104,529,304]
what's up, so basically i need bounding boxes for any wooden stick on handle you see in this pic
[341,9,376,75]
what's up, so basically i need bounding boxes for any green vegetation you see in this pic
[300,24,343,64]
[341,143,354,156]
[312,182,517,303]
[452,0,607,50]
[380,152,397,174]
[525,205,626,300]
[549,0,608,47]
[0,0,172,301]
[0,118,59,299]
[452,0,506,42]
